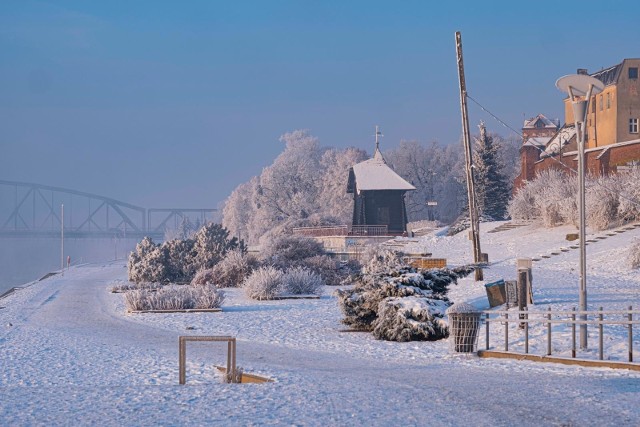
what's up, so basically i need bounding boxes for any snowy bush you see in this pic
[128,223,245,284]
[509,168,640,230]
[371,297,450,342]
[192,222,244,272]
[628,239,640,270]
[191,268,217,286]
[124,284,224,311]
[587,176,620,231]
[110,280,163,293]
[260,234,324,266]
[163,238,196,282]
[508,181,539,221]
[209,249,255,288]
[280,267,324,296]
[128,237,168,283]
[242,266,284,300]
[617,169,640,222]
[335,264,473,339]
[360,245,403,275]
[299,255,348,286]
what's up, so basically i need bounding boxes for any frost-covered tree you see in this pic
[164,217,196,241]
[472,121,511,220]
[316,147,369,223]
[192,222,244,271]
[163,238,196,282]
[222,178,257,244]
[223,131,399,244]
[385,140,466,223]
[252,130,322,234]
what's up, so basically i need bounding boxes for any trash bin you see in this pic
[484,279,506,307]
[446,302,482,353]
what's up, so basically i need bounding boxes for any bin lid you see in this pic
[446,302,479,315]
[484,279,505,288]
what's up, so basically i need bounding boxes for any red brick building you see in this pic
[514,59,640,190]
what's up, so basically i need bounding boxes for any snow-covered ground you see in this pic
[2,221,640,426]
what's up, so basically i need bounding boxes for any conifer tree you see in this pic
[472,121,511,220]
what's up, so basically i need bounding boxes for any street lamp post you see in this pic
[556,74,604,349]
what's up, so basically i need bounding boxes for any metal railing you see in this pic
[292,224,390,237]
[292,225,349,237]
[484,307,639,363]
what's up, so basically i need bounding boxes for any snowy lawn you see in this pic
[2,221,640,426]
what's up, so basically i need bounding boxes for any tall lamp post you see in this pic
[556,74,604,349]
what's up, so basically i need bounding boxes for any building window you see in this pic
[591,97,596,113]
[535,120,544,128]
[630,67,639,79]
[631,118,639,134]
[599,95,603,111]
[606,93,610,109]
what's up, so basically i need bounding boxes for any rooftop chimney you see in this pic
[577,68,588,75]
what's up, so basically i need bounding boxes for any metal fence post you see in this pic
[571,307,576,358]
[524,307,529,354]
[485,312,490,350]
[547,307,552,356]
[599,307,604,361]
[504,312,509,352]
[629,306,634,363]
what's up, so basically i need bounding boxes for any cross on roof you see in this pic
[374,125,383,152]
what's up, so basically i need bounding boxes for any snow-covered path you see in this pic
[2,255,640,425]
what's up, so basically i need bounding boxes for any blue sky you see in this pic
[1,0,639,208]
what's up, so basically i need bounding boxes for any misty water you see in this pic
[0,237,138,296]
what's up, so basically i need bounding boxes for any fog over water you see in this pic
[0,237,138,295]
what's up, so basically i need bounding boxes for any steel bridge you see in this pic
[0,180,216,240]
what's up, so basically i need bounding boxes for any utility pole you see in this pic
[61,203,64,273]
[455,31,483,281]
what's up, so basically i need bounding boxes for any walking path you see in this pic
[1,262,640,425]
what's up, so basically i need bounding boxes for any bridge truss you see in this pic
[0,180,216,240]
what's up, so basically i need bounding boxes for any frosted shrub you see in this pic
[628,239,640,270]
[281,267,324,296]
[191,268,217,286]
[509,170,578,227]
[124,285,224,311]
[110,280,162,293]
[128,237,168,283]
[360,245,403,275]
[300,255,346,286]
[242,266,284,300]
[192,222,244,272]
[587,176,620,231]
[193,284,226,309]
[163,239,196,282]
[371,297,450,342]
[617,169,640,222]
[260,234,324,266]
[534,170,574,227]
[557,174,578,227]
[210,249,254,288]
[335,265,473,339]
